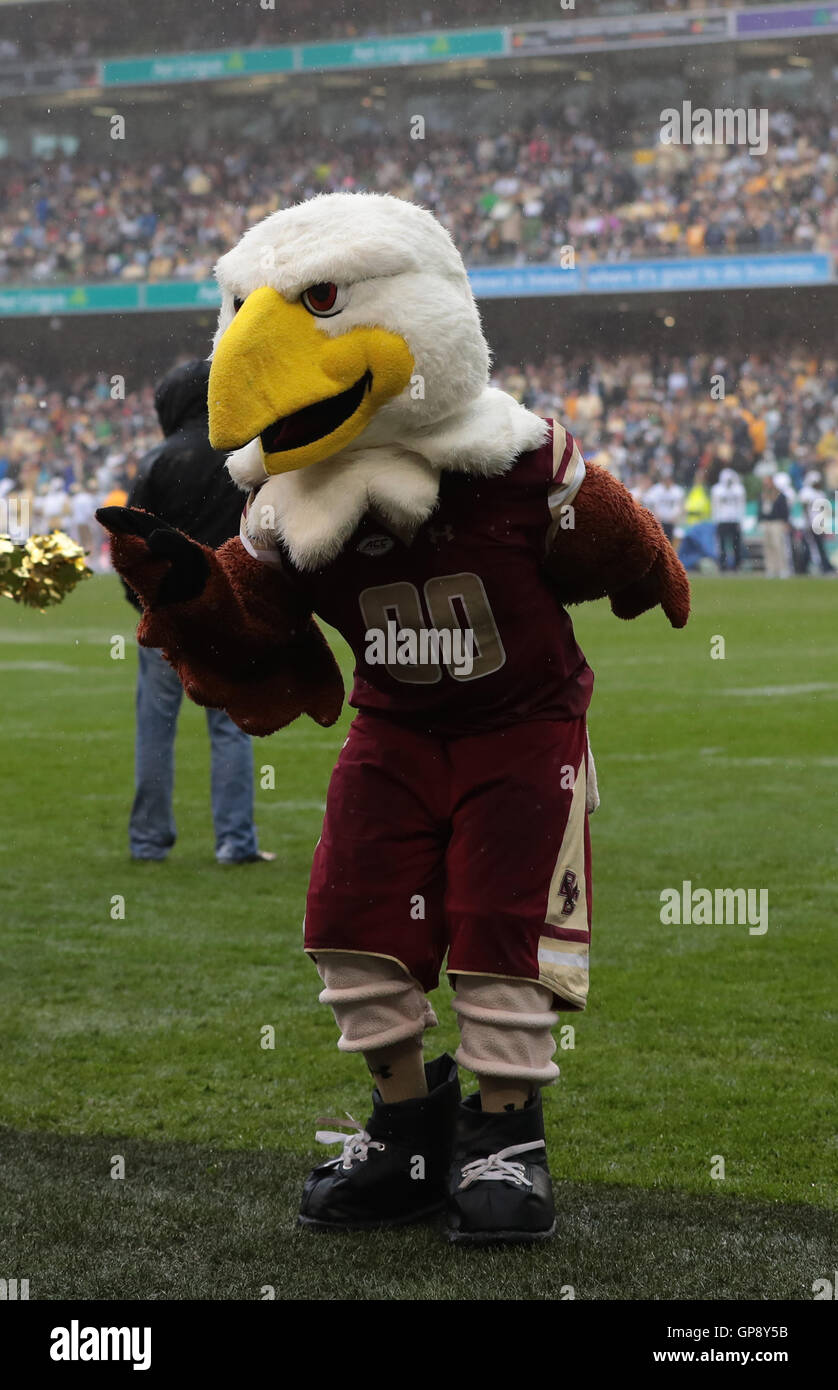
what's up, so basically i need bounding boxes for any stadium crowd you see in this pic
[0,0,767,67]
[492,348,838,489]
[3,107,836,285]
[2,348,835,574]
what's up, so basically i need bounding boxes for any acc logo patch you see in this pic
[357,534,395,557]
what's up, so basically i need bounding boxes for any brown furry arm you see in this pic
[543,465,690,628]
[98,507,343,735]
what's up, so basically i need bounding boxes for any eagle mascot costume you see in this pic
[99,192,689,1245]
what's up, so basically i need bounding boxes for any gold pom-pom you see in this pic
[0,531,92,609]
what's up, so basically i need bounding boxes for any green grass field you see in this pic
[1,574,835,1300]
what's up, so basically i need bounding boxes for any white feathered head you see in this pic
[208,192,490,477]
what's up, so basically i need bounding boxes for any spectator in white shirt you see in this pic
[644,477,685,543]
[798,470,835,575]
[69,482,101,567]
[39,479,71,532]
[711,468,747,571]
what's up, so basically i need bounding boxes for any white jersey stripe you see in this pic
[548,445,585,510]
[552,420,570,479]
[537,947,589,973]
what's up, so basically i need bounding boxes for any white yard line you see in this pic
[722,683,838,697]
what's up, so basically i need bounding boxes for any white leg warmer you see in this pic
[315,951,439,1054]
[452,975,560,1085]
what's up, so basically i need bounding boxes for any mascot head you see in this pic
[209,192,490,476]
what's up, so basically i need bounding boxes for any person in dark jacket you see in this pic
[758,475,791,579]
[125,358,273,863]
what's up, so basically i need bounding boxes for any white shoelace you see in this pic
[458,1139,545,1191]
[315,1114,385,1171]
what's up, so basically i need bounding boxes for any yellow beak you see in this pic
[208,286,414,473]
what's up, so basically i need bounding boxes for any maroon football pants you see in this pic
[305,712,592,1010]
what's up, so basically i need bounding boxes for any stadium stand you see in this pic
[0,0,772,66]
[2,1,836,576]
[3,349,836,499]
[3,107,836,285]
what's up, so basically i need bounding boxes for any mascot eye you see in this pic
[301,282,344,317]
[233,296,244,313]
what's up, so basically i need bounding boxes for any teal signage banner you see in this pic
[0,282,221,316]
[297,29,505,71]
[102,46,295,86]
[102,28,504,86]
[0,284,145,316]
[143,282,222,310]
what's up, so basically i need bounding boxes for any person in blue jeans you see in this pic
[123,357,273,865]
[130,644,268,862]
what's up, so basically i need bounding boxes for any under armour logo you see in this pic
[428,525,454,544]
[559,870,580,916]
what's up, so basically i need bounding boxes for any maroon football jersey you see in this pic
[246,421,593,736]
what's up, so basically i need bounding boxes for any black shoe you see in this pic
[298,1054,460,1231]
[447,1091,556,1245]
